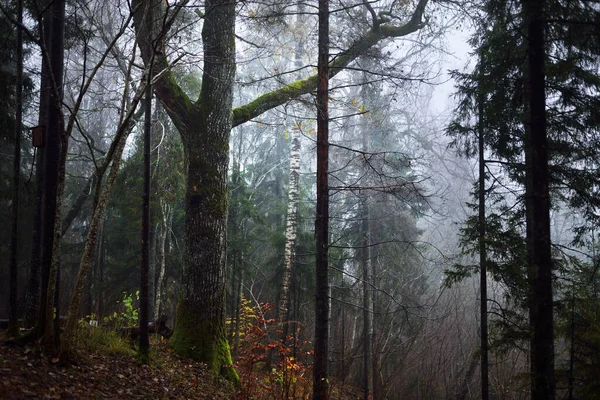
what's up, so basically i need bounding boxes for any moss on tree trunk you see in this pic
[170,299,239,383]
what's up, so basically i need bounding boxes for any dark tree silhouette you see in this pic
[314,0,330,398]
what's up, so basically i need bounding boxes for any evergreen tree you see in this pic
[447,0,600,395]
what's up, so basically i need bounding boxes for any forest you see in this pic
[1,0,599,399]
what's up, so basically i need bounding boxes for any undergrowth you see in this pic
[232,301,314,399]
[76,324,135,357]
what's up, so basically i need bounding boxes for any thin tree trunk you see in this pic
[457,349,479,400]
[277,134,301,332]
[96,218,105,320]
[149,102,161,322]
[232,272,243,352]
[362,199,372,400]
[155,201,170,319]
[314,0,330,397]
[42,0,66,354]
[26,148,44,327]
[139,75,152,362]
[277,2,305,339]
[30,0,54,342]
[478,49,489,400]
[228,154,241,345]
[371,246,379,400]
[522,0,555,398]
[8,0,24,338]
[61,73,147,358]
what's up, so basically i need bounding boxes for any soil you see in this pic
[0,337,236,399]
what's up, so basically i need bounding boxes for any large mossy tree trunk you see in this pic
[137,0,238,381]
[132,0,430,383]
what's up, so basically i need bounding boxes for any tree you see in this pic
[276,2,306,337]
[139,71,153,363]
[131,0,431,380]
[41,0,66,353]
[447,0,600,396]
[522,0,554,396]
[314,0,330,397]
[477,48,489,400]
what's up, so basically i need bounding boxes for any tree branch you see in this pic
[132,0,193,137]
[232,0,429,127]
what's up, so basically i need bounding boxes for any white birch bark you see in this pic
[277,134,301,328]
[155,200,171,318]
[276,3,305,330]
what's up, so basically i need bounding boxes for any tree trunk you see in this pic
[149,102,162,321]
[232,272,243,352]
[8,0,24,338]
[314,0,330,398]
[97,219,106,320]
[362,199,372,400]
[155,200,170,319]
[478,49,489,400]
[228,156,241,345]
[26,149,43,327]
[61,80,146,357]
[166,1,238,382]
[277,134,301,333]
[139,76,152,362]
[42,0,66,354]
[522,0,555,398]
[277,2,305,339]
[27,2,53,335]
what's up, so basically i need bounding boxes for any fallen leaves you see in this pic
[0,339,236,399]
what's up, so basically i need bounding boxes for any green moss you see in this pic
[137,347,151,365]
[232,76,316,127]
[170,301,239,384]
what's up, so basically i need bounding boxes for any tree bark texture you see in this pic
[277,2,306,339]
[522,0,556,398]
[155,200,171,319]
[277,134,301,332]
[314,0,330,398]
[163,1,238,382]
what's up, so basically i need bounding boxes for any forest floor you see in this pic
[0,328,361,399]
[0,331,236,399]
